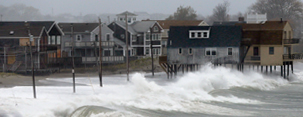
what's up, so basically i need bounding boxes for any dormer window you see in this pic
[154,26,159,32]
[189,30,209,39]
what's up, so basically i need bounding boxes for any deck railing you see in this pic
[283,54,303,60]
[284,39,300,44]
[245,56,261,61]
[65,41,114,48]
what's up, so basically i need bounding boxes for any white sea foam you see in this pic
[0,64,296,116]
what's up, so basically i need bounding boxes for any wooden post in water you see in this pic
[281,65,283,77]
[98,18,103,87]
[283,63,286,79]
[291,61,294,74]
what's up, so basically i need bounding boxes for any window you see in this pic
[205,48,217,56]
[95,35,98,41]
[152,48,160,55]
[120,34,125,39]
[128,18,131,23]
[188,48,193,55]
[269,47,274,55]
[146,47,149,55]
[178,48,182,54]
[197,32,202,38]
[106,34,110,41]
[133,18,136,21]
[253,47,259,56]
[132,35,137,42]
[76,34,82,42]
[146,33,150,40]
[120,18,123,21]
[154,26,159,32]
[189,30,209,39]
[228,48,232,55]
[191,32,195,38]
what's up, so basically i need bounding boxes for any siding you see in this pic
[168,47,240,64]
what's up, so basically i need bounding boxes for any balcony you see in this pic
[284,39,300,45]
[65,41,114,48]
[82,56,124,63]
[245,56,260,61]
[283,54,303,60]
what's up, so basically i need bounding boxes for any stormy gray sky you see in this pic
[1,0,257,15]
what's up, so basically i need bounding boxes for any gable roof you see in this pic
[168,26,242,48]
[112,20,158,34]
[58,23,99,33]
[147,20,205,29]
[0,24,46,38]
[236,21,287,30]
[131,21,157,32]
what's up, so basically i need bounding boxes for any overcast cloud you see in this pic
[1,0,257,16]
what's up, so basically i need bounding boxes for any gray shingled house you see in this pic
[162,25,243,74]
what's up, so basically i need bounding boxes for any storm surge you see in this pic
[0,64,294,117]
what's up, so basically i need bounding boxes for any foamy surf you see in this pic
[1,63,298,117]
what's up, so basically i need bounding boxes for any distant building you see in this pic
[246,13,267,24]
[108,11,163,57]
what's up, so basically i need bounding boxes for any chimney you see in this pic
[238,17,245,22]
[280,18,283,23]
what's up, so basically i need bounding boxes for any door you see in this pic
[253,47,259,56]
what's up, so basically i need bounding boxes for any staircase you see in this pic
[9,61,23,72]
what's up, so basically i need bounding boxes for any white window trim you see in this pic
[205,48,217,56]
[154,26,159,32]
[227,47,233,55]
[76,34,82,42]
[106,33,111,41]
[189,30,209,39]
[188,48,193,55]
[178,48,183,55]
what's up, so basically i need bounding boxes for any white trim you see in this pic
[227,47,233,55]
[188,48,193,55]
[178,48,183,55]
[189,30,209,39]
[205,48,217,56]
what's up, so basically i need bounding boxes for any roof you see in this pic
[116,11,137,16]
[151,20,205,29]
[58,23,99,33]
[236,21,287,30]
[131,21,157,32]
[213,21,246,26]
[168,26,242,48]
[0,24,46,38]
[114,21,137,34]
[0,21,55,31]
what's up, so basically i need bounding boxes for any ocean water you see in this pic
[1,63,303,117]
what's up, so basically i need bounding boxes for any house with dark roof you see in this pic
[150,20,208,55]
[108,11,163,57]
[235,21,300,77]
[166,26,243,66]
[58,22,125,65]
[0,21,63,72]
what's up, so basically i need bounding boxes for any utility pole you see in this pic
[125,13,129,81]
[29,34,36,98]
[3,47,6,72]
[98,18,103,87]
[150,28,154,76]
[71,24,76,93]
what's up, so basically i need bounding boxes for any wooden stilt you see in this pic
[287,62,289,77]
[261,66,263,72]
[291,61,294,74]
[167,64,169,79]
[182,64,184,74]
[270,66,272,73]
[280,65,283,77]
[274,66,276,71]
[283,63,286,79]
[266,66,268,74]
